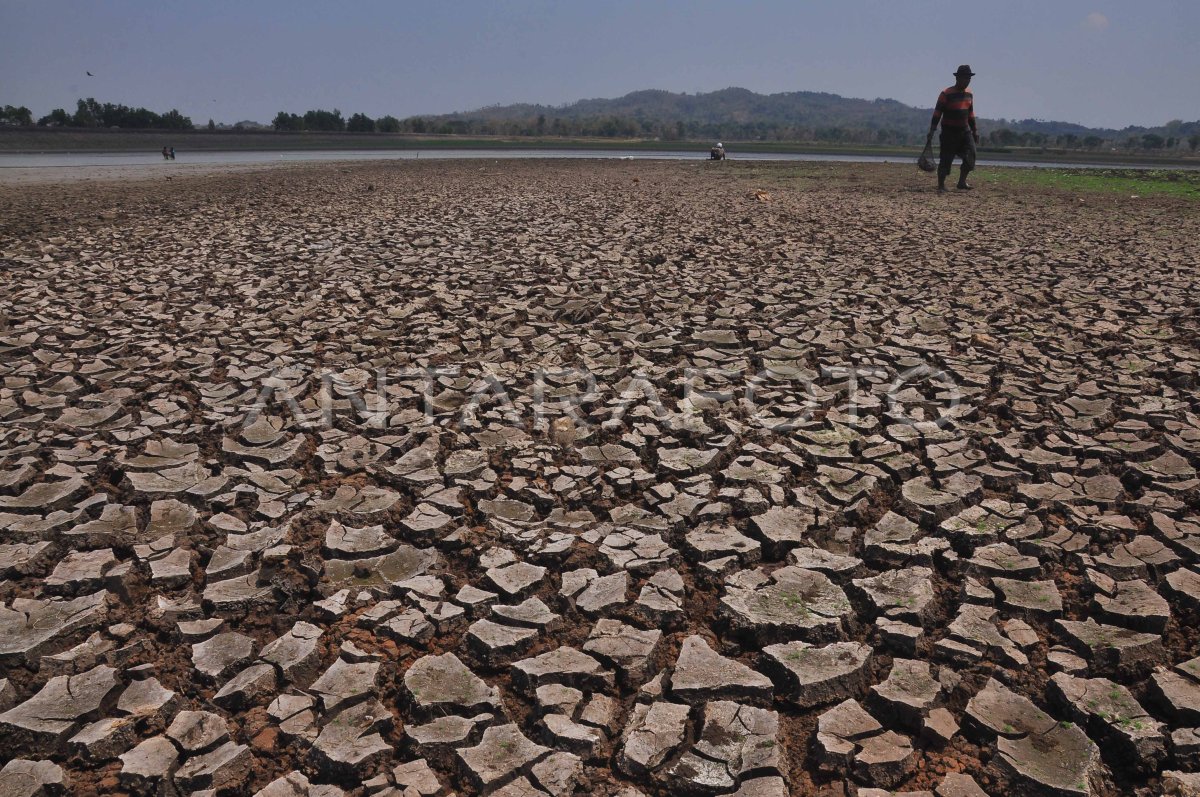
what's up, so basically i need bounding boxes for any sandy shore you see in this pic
[2,160,1199,797]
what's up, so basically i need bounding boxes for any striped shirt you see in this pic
[931,86,976,132]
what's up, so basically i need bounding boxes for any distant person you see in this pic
[169,147,176,160]
[710,142,726,160]
[162,146,170,160]
[927,65,978,192]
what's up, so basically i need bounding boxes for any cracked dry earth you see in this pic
[1,159,1200,797]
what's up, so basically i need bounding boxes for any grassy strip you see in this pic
[987,167,1200,200]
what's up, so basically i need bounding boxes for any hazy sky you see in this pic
[1,0,1196,130]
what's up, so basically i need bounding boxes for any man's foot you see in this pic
[956,182,973,190]
[937,184,947,193]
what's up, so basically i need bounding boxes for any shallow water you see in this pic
[1,148,1194,171]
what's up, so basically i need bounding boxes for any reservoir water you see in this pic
[1,148,1195,171]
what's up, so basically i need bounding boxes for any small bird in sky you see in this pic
[86,71,94,76]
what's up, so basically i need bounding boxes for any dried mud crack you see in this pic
[1,159,1199,797]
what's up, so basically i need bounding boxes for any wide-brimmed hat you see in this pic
[954,64,976,77]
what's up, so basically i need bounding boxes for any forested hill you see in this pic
[415,86,1199,149]
[461,87,931,131]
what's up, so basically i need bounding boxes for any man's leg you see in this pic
[937,132,954,192]
[957,135,975,189]
[957,163,973,190]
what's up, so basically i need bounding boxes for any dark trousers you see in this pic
[938,129,975,180]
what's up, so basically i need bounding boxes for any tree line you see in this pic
[989,128,1200,152]
[0,105,34,126]
[270,109,401,133]
[268,108,1200,151]
[6,98,194,129]
[6,97,1199,152]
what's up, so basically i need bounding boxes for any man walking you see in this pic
[928,65,979,192]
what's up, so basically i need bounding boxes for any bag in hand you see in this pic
[918,140,936,172]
